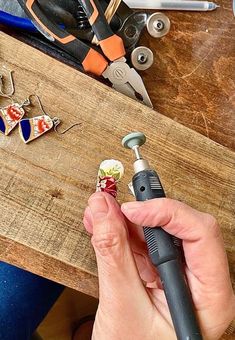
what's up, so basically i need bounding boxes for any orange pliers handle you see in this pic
[80,0,126,61]
[19,0,108,76]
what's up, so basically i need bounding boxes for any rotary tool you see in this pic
[122,132,202,340]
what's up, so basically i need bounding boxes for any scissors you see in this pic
[17,0,152,107]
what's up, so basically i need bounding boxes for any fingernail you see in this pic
[121,201,143,211]
[89,193,109,218]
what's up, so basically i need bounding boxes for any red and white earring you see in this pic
[19,95,81,144]
[0,71,30,136]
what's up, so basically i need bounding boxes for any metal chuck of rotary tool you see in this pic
[122,132,203,340]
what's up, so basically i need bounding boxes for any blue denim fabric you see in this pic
[0,261,64,340]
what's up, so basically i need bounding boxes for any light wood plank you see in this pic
[0,32,234,296]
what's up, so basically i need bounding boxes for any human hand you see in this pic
[83,192,235,340]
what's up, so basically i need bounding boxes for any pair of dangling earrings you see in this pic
[0,71,81,143]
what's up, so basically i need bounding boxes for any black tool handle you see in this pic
[18,0,108,75]
[133,169,202,340]
[79,0,125,61]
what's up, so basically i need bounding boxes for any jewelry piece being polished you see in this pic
[96,159,124,198]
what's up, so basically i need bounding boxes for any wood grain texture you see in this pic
[140,0,235,149]
[0,236,98,298]
[0,30,234,300]
[4,0,234,150]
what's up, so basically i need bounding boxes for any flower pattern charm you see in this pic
[96,160,124,198]
[19,115,54,144]
[0,104,25,135]
[97,176,118,197]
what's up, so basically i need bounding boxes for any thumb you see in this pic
[88,192,148,305]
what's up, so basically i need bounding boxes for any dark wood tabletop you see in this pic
[140,0,235,150]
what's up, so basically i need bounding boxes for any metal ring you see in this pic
[131,46,154,71]
[146,12,171,38]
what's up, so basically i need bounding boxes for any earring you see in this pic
[0,71,30,136]
[19,95,81,144]
[0,98,31,136]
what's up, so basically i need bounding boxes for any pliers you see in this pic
[17,0,152,107]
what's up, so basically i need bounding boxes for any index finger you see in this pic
[121,198,232,294]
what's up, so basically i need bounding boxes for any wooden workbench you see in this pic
[0,0,234,336]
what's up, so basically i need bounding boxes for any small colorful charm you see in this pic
[96,159,124,198]
[18,95,81,144]
[19,115,55,144]
[0,103,26,136]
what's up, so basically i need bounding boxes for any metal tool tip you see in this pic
[210,2,220,9]
[122,132,146,149]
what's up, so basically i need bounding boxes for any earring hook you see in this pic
[19,97,31,108]
[27,94,50,117]
[0,70,15,97]
[53,118,82,135]
[27,94,82,135]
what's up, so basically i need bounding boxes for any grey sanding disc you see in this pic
[122,132,146,149]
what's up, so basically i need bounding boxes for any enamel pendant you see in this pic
[96,159,124,198]
[0,104,26,135]
[19,115,54,144]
